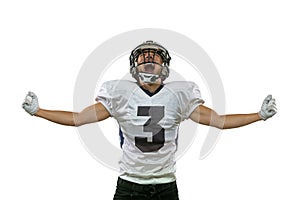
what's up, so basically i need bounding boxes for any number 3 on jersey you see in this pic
[135,106,165,152]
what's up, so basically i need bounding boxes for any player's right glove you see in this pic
[258,95,277,120]
[22,91,39,115]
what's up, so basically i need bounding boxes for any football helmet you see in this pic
[130,40,171,83]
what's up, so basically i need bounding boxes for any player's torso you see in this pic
[103,80,197,183]
[111,81,183,153]
[96,80,203,183]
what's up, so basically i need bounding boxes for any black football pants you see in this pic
[113,177,179,200]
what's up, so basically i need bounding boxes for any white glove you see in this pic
[258,95,277,120]
[22,91,39,115]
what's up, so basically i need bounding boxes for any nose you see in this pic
[144,53,153,60]
[144,51,155,58]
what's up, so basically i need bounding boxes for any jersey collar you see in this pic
[140,84,164,97]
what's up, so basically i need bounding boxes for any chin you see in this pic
[139,79,162,87]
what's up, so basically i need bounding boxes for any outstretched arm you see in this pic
[189,95,277,129]
[22,92,110,127]
[35,103,110,126]
[190,105,261,129]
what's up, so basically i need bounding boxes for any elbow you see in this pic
[214,124,226,130]
[73,120,84,127]
[74,123,81,127]
[73,113,83,127]
[74,121,87,127]
[213,115,227,130]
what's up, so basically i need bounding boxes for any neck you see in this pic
[140,83,162,93]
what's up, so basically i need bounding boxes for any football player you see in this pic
[22,41,277,200]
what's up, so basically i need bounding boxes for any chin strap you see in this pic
[138,72,160,84]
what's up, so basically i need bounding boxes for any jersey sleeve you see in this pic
[180,82,205,120]
[95,81,114,116]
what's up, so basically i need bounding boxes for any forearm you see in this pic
[218,113,261,129]
[190,97,276,129]
[34,103,110,127]
[35,109,78,126]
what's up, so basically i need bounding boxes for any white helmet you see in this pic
[130,40,171,83]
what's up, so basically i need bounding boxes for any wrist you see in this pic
[258,111,268,121]
[257,112,264,121]
[32,108,41,116]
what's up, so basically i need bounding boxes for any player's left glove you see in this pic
[258,94,277,120]
[22,91,39,115]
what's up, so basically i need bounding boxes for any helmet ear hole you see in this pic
[161,66,169,80]
[130,67,137,76]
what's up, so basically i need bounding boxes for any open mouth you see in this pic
[143,63,155,72]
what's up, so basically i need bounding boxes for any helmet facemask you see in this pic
[130,41,171,85]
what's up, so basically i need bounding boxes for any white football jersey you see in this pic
[95,80,204,184]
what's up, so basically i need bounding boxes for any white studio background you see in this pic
[1,0,299,200]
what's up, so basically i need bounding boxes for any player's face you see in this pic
[136,51,163,75]
[137,51,163,64]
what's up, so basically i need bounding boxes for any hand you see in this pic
[22,91,39,115]
[258,95,277,120]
